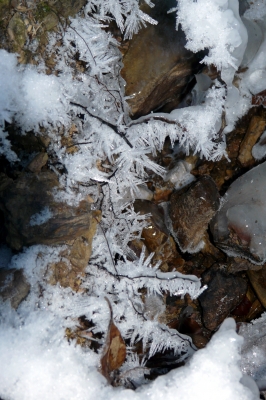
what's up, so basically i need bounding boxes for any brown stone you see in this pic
[227,257,262,273]
[0,170,100,290]
[0,268,30,309]
[169,175,220,253]
[238,115,266,167]
[199,267,247,331]
[0,171,99,251]
[134,200,168,235]
[26,152,48,173]
[191,334,209,349]
[134,200,184,271]
[235,285,264,322]
[248,267,266,308]
[142,222,184,272]
[127,239,149,261]
[48,215,99,290]
[153,186,173,203]
[121,0,203,117]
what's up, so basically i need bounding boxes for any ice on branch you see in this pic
[128,82,227,160]
[84,243,205,358]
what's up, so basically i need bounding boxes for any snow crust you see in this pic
[0,50,69,131]
[0,291,258,400]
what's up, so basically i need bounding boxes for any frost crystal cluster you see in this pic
[0,0,265,398]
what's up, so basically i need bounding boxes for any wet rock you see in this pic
[0,268,30,309]
[227,257,262,274]
[48,220,99,290]
[199,266,247,331]
[238,115,266,167]
[26,152,48,173]
[153,186,173,203]
[127,239,149,261]
[134,200,184,271]
[211,161,266,264]
[234,285,264,323]
[177,305,210,349]
[247,268,266,308]
[165,295,210,348]
[134,200,168,236]
[231,295,252,317]
[0,170,99,251]
[245,299,264,322]
[121,0,204,117]
[169,175,220,253]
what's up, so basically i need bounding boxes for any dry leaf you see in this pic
[100,297,126,382]
[16,5,29,12]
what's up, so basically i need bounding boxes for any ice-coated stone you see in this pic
[211,161,266,264]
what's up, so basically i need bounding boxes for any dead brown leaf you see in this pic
[100,297,126,382]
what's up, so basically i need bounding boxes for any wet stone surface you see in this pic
[121,0,204,118]
[247,268,266,308]
[0,171,97,250]
[133,200,184,271]
[199,266,247,331]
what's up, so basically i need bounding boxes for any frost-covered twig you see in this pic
[70,101,133,148]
